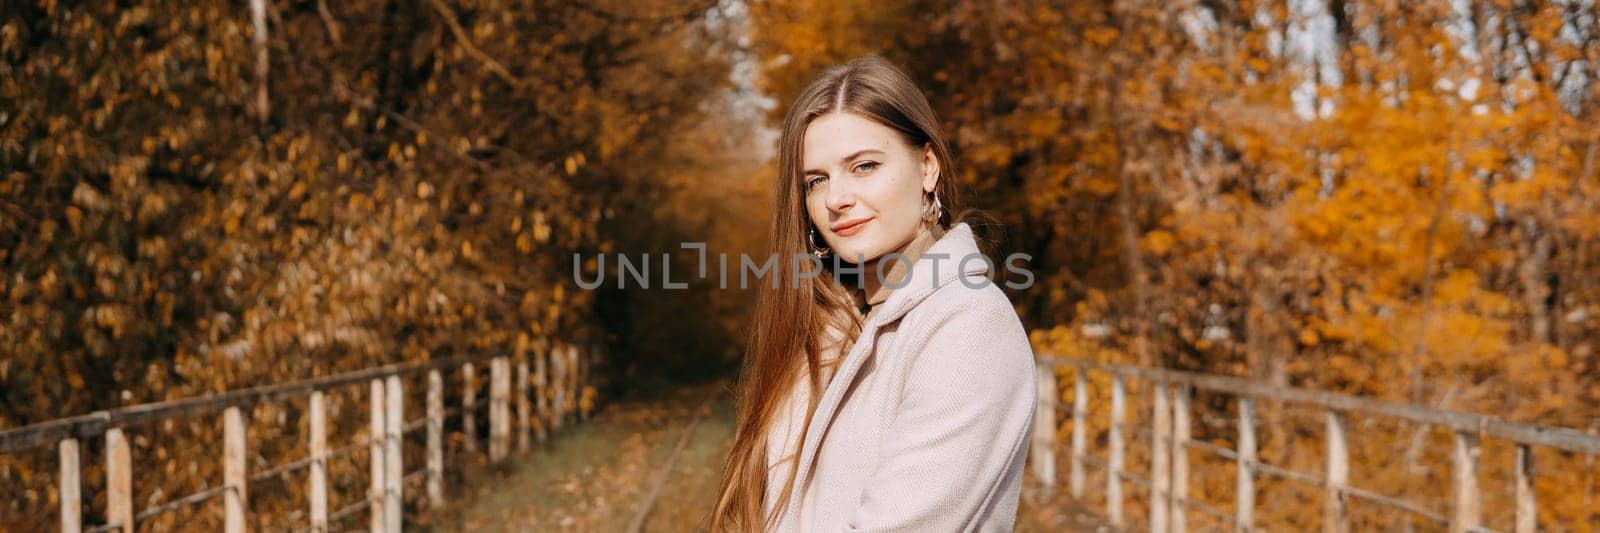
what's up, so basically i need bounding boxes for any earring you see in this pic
[808,226,832,259]
[922,191,944,222]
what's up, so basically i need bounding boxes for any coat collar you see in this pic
[868,222,987,324]
[850,223,948,312]
[777,222,989,526]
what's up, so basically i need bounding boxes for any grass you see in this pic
[433,381,733,532]
[428,377,1100,532]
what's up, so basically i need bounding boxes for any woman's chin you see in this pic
[830,246,881,265]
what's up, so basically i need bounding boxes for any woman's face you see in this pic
[801,111,938,265]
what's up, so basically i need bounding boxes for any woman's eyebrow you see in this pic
[803,148,885,175]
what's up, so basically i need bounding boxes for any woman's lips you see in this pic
[832,218,871,236]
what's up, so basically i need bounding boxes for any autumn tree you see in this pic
[1,0,747,528]
[749,0,1599,527]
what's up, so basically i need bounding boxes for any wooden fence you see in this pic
[1030,356,1600,533]
[0,341,601,533]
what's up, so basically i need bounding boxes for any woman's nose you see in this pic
[824,177,855,213]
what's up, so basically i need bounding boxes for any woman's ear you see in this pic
[920,143,939,193]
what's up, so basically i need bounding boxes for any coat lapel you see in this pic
[778,223,989,527]
[779,306,887,527]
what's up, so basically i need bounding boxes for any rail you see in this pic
[1029,356,1600,533]
[2,341,601,533]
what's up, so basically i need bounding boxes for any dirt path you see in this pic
[437,378,1103,532]
[440,382,734,532]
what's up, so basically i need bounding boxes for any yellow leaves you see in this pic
[88,304,130,339]
[0,1,711,520]
[387,141,418,162]
[579,385,596,415]
[1140,229,1175,257]
[137,236,167,260]
[1433,269,1479,305]
[138,191,169,223]
[1084,26,1118,47]
[564,152,587,176]
[205,44,223,72]
[1081,175,1118,196]
[1025,114,1061,137]
[64,206,84,234]
[532,210,551,243]
[347,192,372,212]
[1298,327,1319,347]
[972,143,1014,167]
[71,181,108,211]
[1153,112,1182,133]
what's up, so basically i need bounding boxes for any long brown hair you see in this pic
[708,55,966,532]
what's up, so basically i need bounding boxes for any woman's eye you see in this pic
[806,176,828,190]
[854,161,879,173]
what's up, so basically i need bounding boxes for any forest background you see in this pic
[3,0,1598,529]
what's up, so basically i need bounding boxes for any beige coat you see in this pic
[763,222,1037,532]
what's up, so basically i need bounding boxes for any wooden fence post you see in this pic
[59,438,80,533]
[1237,396,1256,533]
[462,363,477,453]
[573,343,585,423]
[533,341,549,443]
[569,344,582,422]
[1513,444,1536,533]
[1151,384,1171,533]
[1071,370,1088,499]
[1451,431,1481,533]
[383,375,402,532]
[309,391,328,533]
[223,405,248,533]
[1325,410,1349,533]
[369,379,386,533]
[106,427,132,533]
[555,346,568,427]
[517,358,530,453]
[1108,374,1125,527]
[490,357,510,461]
[550,345,566,431]
[1172,386,1191,533]
[1032,360,1057,490]
[427,369,443,509]
[570,346,582,421]
[579,344,593,422]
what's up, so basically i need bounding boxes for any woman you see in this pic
[710,55,1037,532]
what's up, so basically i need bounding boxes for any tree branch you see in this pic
[427,0,521,87]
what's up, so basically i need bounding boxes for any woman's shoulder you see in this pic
[898,277,1032,361]
[893,276,1036,399]
[914,274,1022,326]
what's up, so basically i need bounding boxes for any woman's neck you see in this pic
[853,224,944,312]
